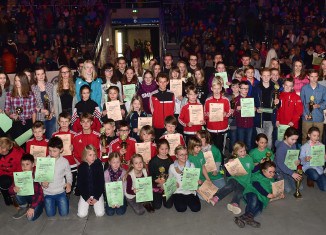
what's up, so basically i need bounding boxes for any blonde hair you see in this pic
[82,144,97,162]
[128,95,144,115]
[187,136,202,155]
[175,145,187,156]
[126,154,146,176]
[232,141,246,157]
[81,60,97,80]
[0,137,14,150]
[139,125,155,141]
[212,76,223,87]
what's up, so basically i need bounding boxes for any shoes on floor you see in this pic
[227,203,241,215]
[12,207,28,220]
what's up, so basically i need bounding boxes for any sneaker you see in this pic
[243,215,261,228]
[227,203,241,215]
[210,196,219,206]
[12,207,28,219]
[234,216,245,228]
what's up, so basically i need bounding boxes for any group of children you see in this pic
[2,67,326,229]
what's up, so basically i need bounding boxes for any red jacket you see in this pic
[26,137,49,157]
[204,96,230,132]
[0,147,24,177]
[53,129,77,169]
[108,137,136,170]
[179,102,203,135]
[276,91,303,129]
[73,131,100,164]
[150,89,175,129]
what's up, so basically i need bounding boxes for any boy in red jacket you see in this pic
[204,78,230,153]
[150,73,175,142]
[26,121,49,160]
[179,85,204,143]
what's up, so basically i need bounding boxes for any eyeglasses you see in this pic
[61,71,70,74]
[240,88,249,90]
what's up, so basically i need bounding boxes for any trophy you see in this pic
[307,96,314,120]
[120,133,128,165]
[264,152,272,162]
[272,84,280,109]
[158,166,168,180]
[294,168,303,198]
[14,106,23,121]
[43,94,51,120]
[100,127,108,159]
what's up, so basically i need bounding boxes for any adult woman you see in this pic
[31,66,56,139]
[5,73,36,140]
[0,137,25,205]
[131,57,144,79]
[0,72,12,136]
[75,60,102,109]
[151,62,161,80]
[53,65,77,123]
[286,60,309,95]
[318,58,326,87]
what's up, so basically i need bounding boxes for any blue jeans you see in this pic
[15,195,44,221]
[105,198,127,216]
[236,127,253,150]
[244,192,263,217]
[216,178,244,205]
[212,178,226,189]
[305,169,326,191]
[44,192,69,217]
[44,116,57,140]
[276,170,302,193]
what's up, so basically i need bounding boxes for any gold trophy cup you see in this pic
[272,84,280,109]
[43,94,51,120]
[265,152,272,161]
[14,106,23,121]
[158,166,168,180]
[100,127,108,159]
[120,133,128,165]
[294,168,303,198]
[307,96,314,120]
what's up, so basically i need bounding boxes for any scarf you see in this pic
[174,160,191,175]
[108,165,123,182]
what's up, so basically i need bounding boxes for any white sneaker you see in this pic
[227,203,241,215]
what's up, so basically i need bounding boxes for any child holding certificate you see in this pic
[77,145,105,218]
[211,141,254,215]
[234,161,283,228]
[71,85,102,133]
[299,127,326,191]
[137,70,158,115]
[275,127,301,193]
[168,145,201,212]
[126,95,147,142]
[26,121,49,160]
[204,78,230,153]
[102,86,127,126]
[121,67,139,112]
[249,133,274,165]
[139,125,157,161]
[42,137,72,217]
[148,139,173,209]
[104,152,127,216]
[124,154,153,215]
[196,130,225,188]
[10,154,44,221]
[179,85,204,143]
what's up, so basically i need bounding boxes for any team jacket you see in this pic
[26,137,49,157]
[150,89,175,129]
[72,130,100,164]
[178,102,203,135]
[276,91,303,129]
[204,96,230,132]
[108,137,136,170]
[52,129,77,170]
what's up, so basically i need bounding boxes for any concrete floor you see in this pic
[1,181,325,235]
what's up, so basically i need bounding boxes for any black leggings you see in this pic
[172,193,201,212]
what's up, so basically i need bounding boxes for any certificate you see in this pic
[203,151,217,172]
[312,56,323,65]
[123,84,136,101]
[215,72,229,88]
[30,145,47,159]
[55,134,72,155]
[105,181,124,207]
[260,108,273,113]
[0,113,12,132]
[170,79,183,97]
[135,142,151,163]
[209,103,224,122]
[197,180,218,202]
[182,167,200,191]
[106,100,122,121]
[270,180,284,202]
[277,125,290,141]
[163,177,177,201]
[13,171,34,196]
[165,134,180,156]
[34,157,55,182]
[189,105,204,125]
[310,145,325,167]
[135,177,153,203]
[240,98,255,117]
[15,129,33,146]
[284,150,300,170]
[137,117,152,131]
[225,158,247,176]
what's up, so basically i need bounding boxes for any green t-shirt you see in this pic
[206,145,223,181]
[249,148,274,164]
[188,151,206,181]
[243,171,275,208]
[229,155,254,188]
